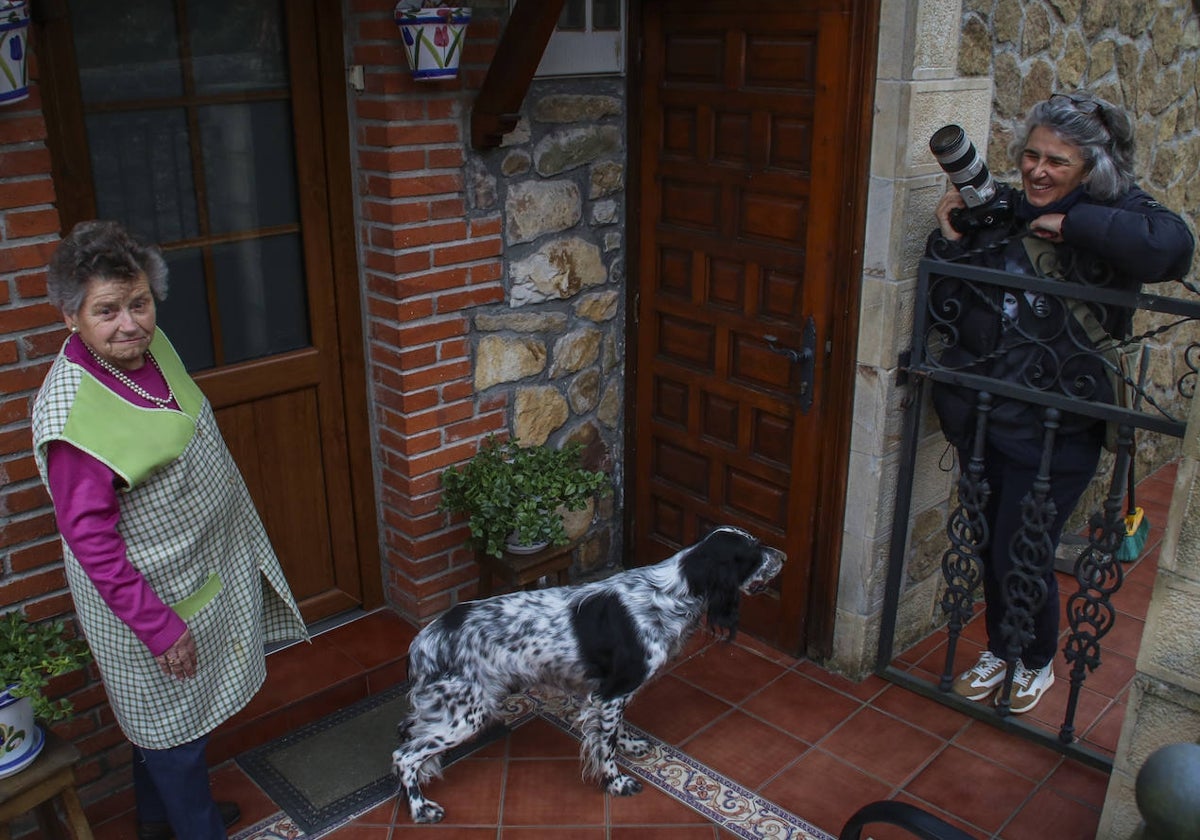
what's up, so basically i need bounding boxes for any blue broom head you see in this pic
[1115,507,1150,563]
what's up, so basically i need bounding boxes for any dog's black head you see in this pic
[680,526,786,639]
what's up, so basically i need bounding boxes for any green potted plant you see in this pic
[0,610,91,778]
[439,435,609,559]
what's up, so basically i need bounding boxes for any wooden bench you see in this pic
[475,539,579,597]
[0,730,93,840]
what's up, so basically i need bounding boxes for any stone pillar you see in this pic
[832,0,991,675]
[1100,393,1200,836]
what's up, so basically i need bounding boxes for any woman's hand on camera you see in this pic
[1029,213,1066,242]
[936,190,966,241]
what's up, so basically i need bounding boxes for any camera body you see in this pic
[929,124,1015,233]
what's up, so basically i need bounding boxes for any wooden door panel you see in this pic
[214,387,361,622]
[635,0,857,653]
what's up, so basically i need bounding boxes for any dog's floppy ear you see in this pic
[682,530,752,639]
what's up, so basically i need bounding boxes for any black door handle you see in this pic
[764,316,817,414]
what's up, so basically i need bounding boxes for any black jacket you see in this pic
[925,185,1194,449]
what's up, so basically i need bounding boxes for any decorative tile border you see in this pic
[530,689,836,840]
[234,689,835,840]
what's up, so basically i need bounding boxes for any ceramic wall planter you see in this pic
[0,1,30,105]
[0,688,44,779]
[394,6,471,80]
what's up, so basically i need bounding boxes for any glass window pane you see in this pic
[68,0,183,103]
[189,0,288,94]
[214,234,309,364]
[86,109,200,245]
[200,102,300,235]
[593,0,621,31]
[157,249,214,371]
[559,0,586,30]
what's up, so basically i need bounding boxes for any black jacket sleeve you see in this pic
[1061,187,1195,284]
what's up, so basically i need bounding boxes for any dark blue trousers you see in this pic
[971,436,1101,670]
[133,735,225,840]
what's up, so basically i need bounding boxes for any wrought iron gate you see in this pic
[879,248,1200,770]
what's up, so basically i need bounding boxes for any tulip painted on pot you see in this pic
[394,1,470,80]
[0,689,43,779]
[0,1,30,105]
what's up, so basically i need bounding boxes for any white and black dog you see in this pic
[391,525,785,823]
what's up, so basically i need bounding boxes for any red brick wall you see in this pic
[0,54,147,815]
[0,0,514,814]
[349,1,508,622]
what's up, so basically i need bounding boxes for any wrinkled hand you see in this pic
[156,627,197,680]
[1029,213,1066,242]
[935,189,966,241]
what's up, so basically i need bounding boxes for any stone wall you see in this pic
[834,0,1200,678]
[463,78,628,579]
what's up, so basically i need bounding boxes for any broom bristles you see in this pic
[1115,506,1150,563]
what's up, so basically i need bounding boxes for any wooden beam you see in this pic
[471,0,566,150]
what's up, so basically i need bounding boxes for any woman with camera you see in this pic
[926,91,1193,713]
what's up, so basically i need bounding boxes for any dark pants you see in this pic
[133,735,225,840]
[969,436,1101,670]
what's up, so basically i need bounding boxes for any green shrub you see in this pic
[0,611,92,723]
[439,436,609,559]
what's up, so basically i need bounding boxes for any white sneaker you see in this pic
[1008,660,1055,714]
[952,651,1007,700]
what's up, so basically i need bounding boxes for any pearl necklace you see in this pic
[83,342,176,408]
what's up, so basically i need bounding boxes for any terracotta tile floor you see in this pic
[79,462,1174,840]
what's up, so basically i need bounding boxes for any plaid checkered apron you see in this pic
[32,332,309,749]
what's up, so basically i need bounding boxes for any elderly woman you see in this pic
[926,92,1193,713]
[31,221,308,840]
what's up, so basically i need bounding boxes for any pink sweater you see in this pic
[45,335,187,657]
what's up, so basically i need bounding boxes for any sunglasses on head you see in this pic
[1050,92,1113,134]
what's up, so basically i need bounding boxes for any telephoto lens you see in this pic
[929,124,996,208]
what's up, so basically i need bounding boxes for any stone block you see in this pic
[836,532,892,615]
[907,80,994,178]
[1138,573,1200,694]
[829,608,879,679]
[912,0,964,80]
[855,273,915,373]
[1116,676,1200,775]
[849,360,908,458]
[841,448,899,542]
[875,0,964,81]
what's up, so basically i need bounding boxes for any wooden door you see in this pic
[631,0,870,654]
[35,0,380,623]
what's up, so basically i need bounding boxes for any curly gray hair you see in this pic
[47,220,168,316]
[1009,91,1135,202]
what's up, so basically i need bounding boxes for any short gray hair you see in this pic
[1009,91,1135,202]
[47,220,169,316]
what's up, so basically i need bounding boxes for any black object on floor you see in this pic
[235,682,508,835]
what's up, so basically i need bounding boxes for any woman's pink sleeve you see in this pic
[45,440,186,657]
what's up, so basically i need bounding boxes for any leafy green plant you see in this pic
[0,611,92,723]
[438,436,610,559]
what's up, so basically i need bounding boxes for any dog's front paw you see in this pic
[606,774,643,796]
[411,800,445,824]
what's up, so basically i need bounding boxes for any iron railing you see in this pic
[878,246,1200,769]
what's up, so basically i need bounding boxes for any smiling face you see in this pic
[1019,125,1089,208]
[65,274,157,371]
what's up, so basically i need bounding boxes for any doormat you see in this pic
[235,681,509,835]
